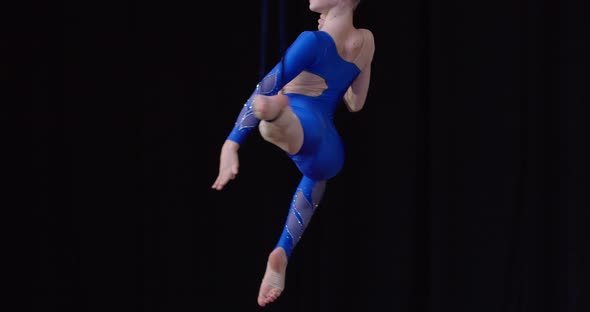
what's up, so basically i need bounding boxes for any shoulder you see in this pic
[294,30,321,43]
[287,30,323,51]
[283,31,324,63]
[356,28,375,60]
[357,28,375,49]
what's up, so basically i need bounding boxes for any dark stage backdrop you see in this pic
[23,1,588,312]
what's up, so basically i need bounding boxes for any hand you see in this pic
[211,140,240,191]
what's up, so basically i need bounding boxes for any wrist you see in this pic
[223,139,240,151]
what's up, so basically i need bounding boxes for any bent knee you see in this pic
[258,121,284,142]
[258,114,304,154]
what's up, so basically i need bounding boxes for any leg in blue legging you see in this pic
[257,176,326,307]
[276,176,326,259]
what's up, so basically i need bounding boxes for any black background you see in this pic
[20,0,589,311]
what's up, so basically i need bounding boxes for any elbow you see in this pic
[344,94,363,112]
[344,88,368,112]
[344,95,366,112]
[347,104,363,112]
[345,100,364,112]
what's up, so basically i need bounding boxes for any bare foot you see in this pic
[257,247,288,307]
[252,94,289,122]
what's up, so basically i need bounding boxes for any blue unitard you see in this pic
[227,30,361,260]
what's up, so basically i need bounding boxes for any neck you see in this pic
[319,10,355,33]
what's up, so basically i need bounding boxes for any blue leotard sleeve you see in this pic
[226,31,320,145]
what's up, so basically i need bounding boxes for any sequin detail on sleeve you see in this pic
[226,69,283,145]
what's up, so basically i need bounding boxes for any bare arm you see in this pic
[343,29,375,112]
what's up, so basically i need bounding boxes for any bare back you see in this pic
[258,27,375,154]
[282,28,374,97]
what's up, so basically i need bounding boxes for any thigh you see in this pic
[288,102,345,181]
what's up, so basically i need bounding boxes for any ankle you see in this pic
[269,248,288,268]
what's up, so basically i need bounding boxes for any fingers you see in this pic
[211,174,228,190]
[211,177,223,190]
[211,179,224,191]
[211,166,238,191]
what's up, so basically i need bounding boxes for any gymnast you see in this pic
[211,0,375,307]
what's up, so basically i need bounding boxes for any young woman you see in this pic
[212,0,375,307]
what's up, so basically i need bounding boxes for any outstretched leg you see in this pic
[257,176,327,307]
